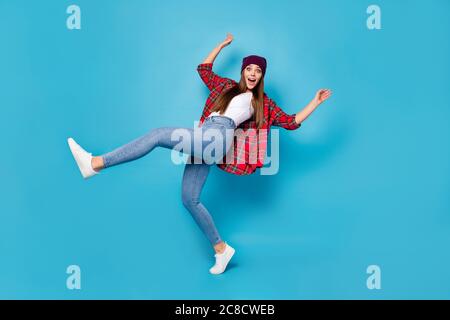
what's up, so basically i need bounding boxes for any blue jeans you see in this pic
[101,115,237,245]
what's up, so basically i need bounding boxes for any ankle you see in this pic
[214,241,226,254]
[91,156,104,172]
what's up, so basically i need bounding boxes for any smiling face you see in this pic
[243,64,263,91]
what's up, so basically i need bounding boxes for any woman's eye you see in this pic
[256,69,261,74]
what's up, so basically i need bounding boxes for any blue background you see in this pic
[0,0,449,299]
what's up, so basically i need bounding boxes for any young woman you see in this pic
[67,33,332,275]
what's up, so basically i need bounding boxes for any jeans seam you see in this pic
[192,163,201,205]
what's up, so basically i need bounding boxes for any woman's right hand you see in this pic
[220,33,233,48]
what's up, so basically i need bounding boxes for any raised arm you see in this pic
[269,98,303,130]
[293,89,332,125]
[202,33,233,64]
[197,33,236,91]
[269,89,332,130]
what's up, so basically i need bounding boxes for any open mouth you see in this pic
[247,78,257,86]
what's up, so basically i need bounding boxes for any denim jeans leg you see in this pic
[101,124,233,168]
[99,122,232,246]
[181,161,222,245]
[101,127,195,168]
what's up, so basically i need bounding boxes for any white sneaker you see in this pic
[209,242,235,275]
[67,137,99,179]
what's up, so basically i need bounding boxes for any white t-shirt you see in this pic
[208,92,254,127]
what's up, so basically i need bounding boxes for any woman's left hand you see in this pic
[314,89,332,105]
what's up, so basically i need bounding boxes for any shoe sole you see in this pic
[67,138,92,179]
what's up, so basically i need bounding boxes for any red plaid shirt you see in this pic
[197,63,301,175]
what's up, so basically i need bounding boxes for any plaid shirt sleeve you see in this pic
[197,63,233,91]
[269,98,302,130]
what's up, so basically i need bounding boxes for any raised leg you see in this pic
[99,127,195,169]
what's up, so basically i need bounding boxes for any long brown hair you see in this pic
[210,71,265,129]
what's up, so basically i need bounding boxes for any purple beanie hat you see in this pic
[241,55,267,77]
